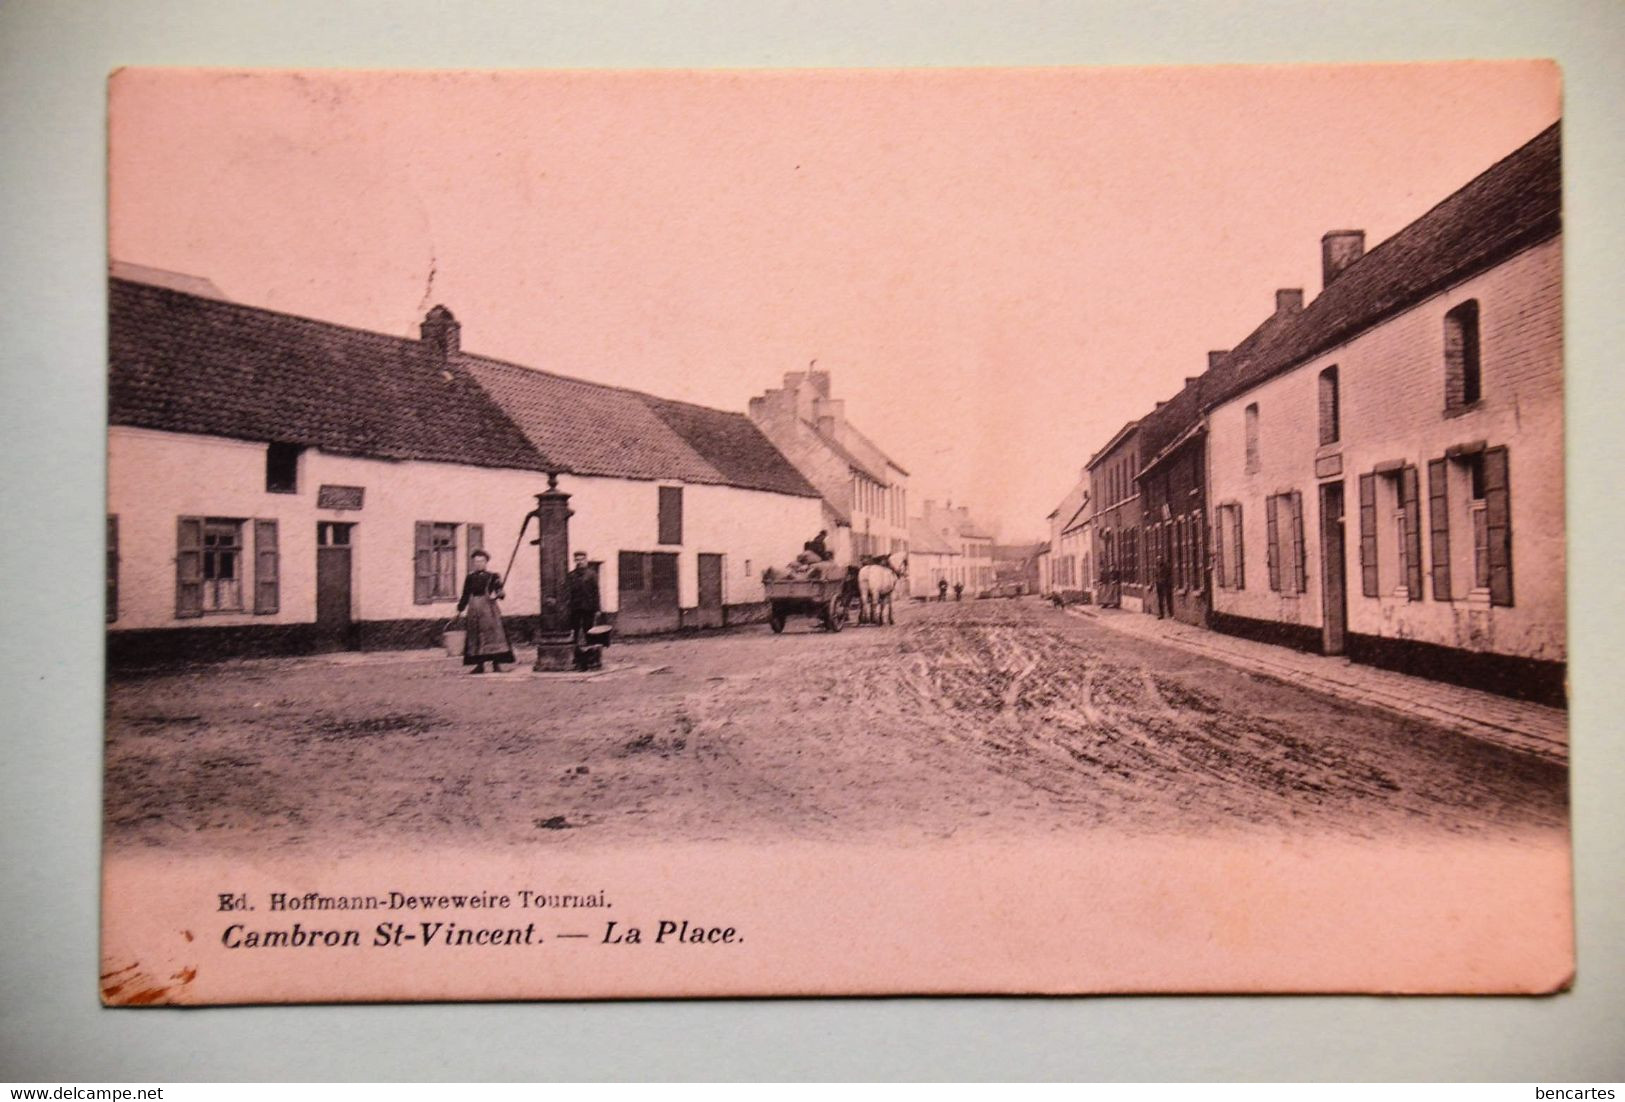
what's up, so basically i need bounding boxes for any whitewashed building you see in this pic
[1044,470,1092,602]
[1203,123,1563,703]
[906,517,962,598]
[106,278,822,663]
[747,371,911,570]
[919,500,995,594]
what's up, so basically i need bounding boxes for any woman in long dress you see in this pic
[457,550,514,673]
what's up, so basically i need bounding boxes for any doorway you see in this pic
[315,521,355,651]
[1319,483,1347,655]
[695,553,724,628]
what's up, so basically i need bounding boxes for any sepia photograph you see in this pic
[99,61,1570,1004]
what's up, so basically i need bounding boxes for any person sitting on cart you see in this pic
[803,529,833,561]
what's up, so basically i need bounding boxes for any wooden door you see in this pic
[1319,483,1347,655]
[695,553,724,628]
[315,522,355,651]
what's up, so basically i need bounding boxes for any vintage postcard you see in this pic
[102,62,1569,1004]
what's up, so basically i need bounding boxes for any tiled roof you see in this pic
[110,261,231,301]
[642,395,821,498]
[111,277,821,498]
[462,355,716,482]
[1136,376,1207,472]
[109,278,545,471]
[462,356,819,497]
[1203,122,1561,410]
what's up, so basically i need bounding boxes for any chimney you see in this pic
[1275,288,1304,315]
[1320,231,1365,288]
[807,369,832,397]
[1185,377,1199,387]
[1207,350,1228,372]
[420,305,460,360]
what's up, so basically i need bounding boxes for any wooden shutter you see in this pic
[1291,492,1307,595]
[1427,458,1452,602]
[1484,446,1514,606]
[106,515,119,623]
[658,486,683,545]
[1213,512,1226,590]
[1231,505,1245,590]
[1358,474,1378,597]
[253,519,279,614]
[414,521,434,604]
[467,523,485,569]
[1265,495,1281,592]
[176,516,204,618]
[1194,513,1205,592]
[1402,465,1424,601]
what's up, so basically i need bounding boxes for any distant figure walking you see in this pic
[953,581,964,601]
[458,550,513,674]
[1155,554,1174,619]
[937,578,948,602]
[567,551,601,645]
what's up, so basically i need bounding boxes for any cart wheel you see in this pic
[769,610,786,633]
[827,594,847,632]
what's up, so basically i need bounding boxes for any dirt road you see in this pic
[105,598,1566,855]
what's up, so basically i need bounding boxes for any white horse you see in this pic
[857,554,905,626]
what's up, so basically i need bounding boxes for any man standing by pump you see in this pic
[567,551,601,645]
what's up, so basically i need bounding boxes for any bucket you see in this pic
[442,629,467,657]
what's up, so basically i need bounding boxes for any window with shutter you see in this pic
[414,522,459,603]
[1290,492,1307,594]
[1427,458,1452,601]
[1244,404,1261,474]
[176,516,204,617]
[1358,474,1378,597]
[1402,465,1424,601]
[1213,511,1226,590]
[658,486,683,545]
[254,519,279,614]
[1484,446,1513,606]
[618,551,646,593]
[1265,494,1281,592]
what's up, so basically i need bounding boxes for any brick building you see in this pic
[1203,123,1563,703]
[1086,422,1143,611]
[106,277,822,663]
[1135,363,1215,626]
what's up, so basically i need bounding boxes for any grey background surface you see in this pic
[2,0,1621,1082]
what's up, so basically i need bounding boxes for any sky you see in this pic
[109,63,1559,541]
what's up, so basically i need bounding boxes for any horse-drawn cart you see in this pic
[763,575,852,633]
